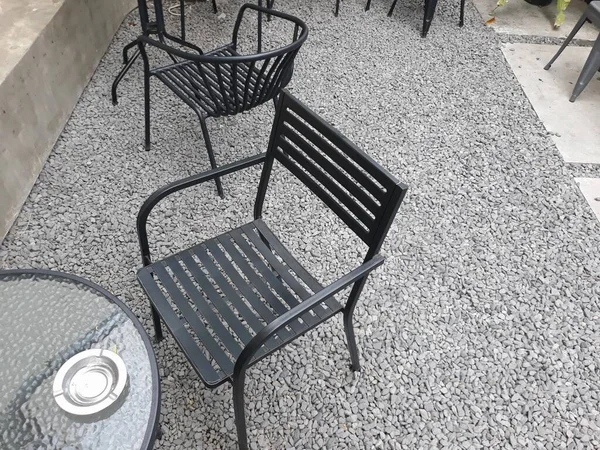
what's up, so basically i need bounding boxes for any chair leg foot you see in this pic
[151,305,163,342]
[343,312,361,372]
[388,0,398,16]
[544,13,588,71]
[568,36,600,103]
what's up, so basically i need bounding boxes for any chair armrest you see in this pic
[137,153,266,266]
[233,254,385,377]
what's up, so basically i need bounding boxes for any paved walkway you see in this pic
[2,0,600,448]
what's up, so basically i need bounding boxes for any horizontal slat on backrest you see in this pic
[272,94,401,245]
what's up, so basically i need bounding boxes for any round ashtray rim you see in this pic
[53,348,128,416]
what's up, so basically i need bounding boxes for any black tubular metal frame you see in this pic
[378,0,466,37]
[137,4,308,198]
[136,90,408,450]
[112,0,210,105]
[0,269,161,450]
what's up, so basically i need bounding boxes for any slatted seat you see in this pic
[136,90,408,450]
[152,46,267,119]
[138,219,342,387]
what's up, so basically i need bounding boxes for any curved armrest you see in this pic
[232,3,309,49]
[233,254,385,378]
[137,154,266,266]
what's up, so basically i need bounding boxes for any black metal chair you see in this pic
[136,90,408,450]
[266,0,347,17]
[379,0,466,37]
[137,4,308,197]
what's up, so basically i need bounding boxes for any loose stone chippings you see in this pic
[2,0,600,448]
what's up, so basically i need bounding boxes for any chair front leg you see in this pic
[459,0,466,27]
[570,34,600,102]
[343,277,368,372]
[144,70,151,151]
[151,303,164,341]
[233,370,250,450]
[422,0,440,38]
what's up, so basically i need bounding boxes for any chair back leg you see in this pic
[144,71,152,151]
[422,0,440,37]
[570,33,600,102]
[459,0,466,26]
[199,117,225,198]
[545,12,589,70]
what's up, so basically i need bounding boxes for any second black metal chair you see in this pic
[380,0,466,37]
[136,90,408,450]
[138,4,308,197]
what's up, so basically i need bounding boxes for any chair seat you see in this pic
[137,219,343,387]
[152,45,266,118]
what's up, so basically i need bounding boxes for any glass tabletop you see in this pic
[0,270,159,450]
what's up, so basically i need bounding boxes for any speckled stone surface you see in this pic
[1,0,600,448]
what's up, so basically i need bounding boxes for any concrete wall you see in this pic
[0,0,136,242]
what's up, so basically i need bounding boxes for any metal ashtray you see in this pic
[53,349,128,417]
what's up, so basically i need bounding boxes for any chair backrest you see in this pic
[149,4,308,118]
[255,91,408,259]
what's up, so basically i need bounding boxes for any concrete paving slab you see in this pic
[472,0,598,40]
[576,178,600,222]
[502,43,600,163]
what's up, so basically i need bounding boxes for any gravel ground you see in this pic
[2,0,600,448]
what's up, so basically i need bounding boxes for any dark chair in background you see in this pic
[136,90,408,450]
[112,0,209,105]
[377,0,466,37]
[137,4,308,197]
[266,0,347,17]
[544,1,600,102]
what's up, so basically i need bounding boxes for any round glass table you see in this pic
[0,269,160,449]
